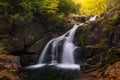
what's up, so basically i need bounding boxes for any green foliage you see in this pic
[0,76,10,80]
[0,0,21,9]
[0,1,11,7]
[58,0,77,16]
[20,0,59,13]
[108,13,120,26]
[0,0,78,21]
[11,12,33,21]
[48,13,66,25]
[106,0,120,10]
[79,0,107,15]
[72,0,120,15]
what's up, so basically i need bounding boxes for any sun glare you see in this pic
[73,0,107,15]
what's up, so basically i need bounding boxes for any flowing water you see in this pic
[27,23,84,70]
[89,15,99,21]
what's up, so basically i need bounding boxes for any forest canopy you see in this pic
[73,0,120,15]
[0,0,120,17]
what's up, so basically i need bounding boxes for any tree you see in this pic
[20,0,59,13]
[58,0,77,16]
[106,0,120,10]
[79,0,107,15]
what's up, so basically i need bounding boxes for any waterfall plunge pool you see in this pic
[24,64,80,80]
[26,63,80,70]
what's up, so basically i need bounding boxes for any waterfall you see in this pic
[27,23,84,70]
[89,15,99,21]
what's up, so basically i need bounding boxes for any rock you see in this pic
[74,46,99,64]
[112,24,120,48]
[12,21,45,47]
[84,61,120,80]
[73,9,120,80]
[67,15,88,25]
[99,61,120,80]
[0,20,46,53]
[0,54,21,80]
[76,73,95,80]
[20,54,38,67]
[26,36,50,54]
[21,36,52,66]
[0,15,13,35]
[0,36,24,53]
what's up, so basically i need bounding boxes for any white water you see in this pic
[27,24,84,70]
[89,15,99,21]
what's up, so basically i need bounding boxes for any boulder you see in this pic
[12,21,45,47]
[26,36,51,54]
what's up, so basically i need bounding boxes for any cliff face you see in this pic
[75,5,120,80]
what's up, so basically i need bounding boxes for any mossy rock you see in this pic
[75,25,87,47]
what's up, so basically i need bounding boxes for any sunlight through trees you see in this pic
[73,0,107,15]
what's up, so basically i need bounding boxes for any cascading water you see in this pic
[27,23,84,70]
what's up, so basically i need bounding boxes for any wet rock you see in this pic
[26,36,50,54]
[0,54,21,80]
[74,46,99,64]
[69,14,88,23]
[20,54,38,67]
[0,16,13,35]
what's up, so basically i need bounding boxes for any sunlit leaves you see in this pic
[79,0,107,15]
[73,0,120,15]
[58,0,77,16]
[20,0,59,13]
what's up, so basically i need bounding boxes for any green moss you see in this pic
[75,25,87,47]
[0,76,10,80]
[108,13,120,26]
[0,41,7,54]
[99,46,119,66]
[99,38,108,49]
[102,20,116,45]
[112,14,119,20]
[82,42,119,72]
[48,13,66,26]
